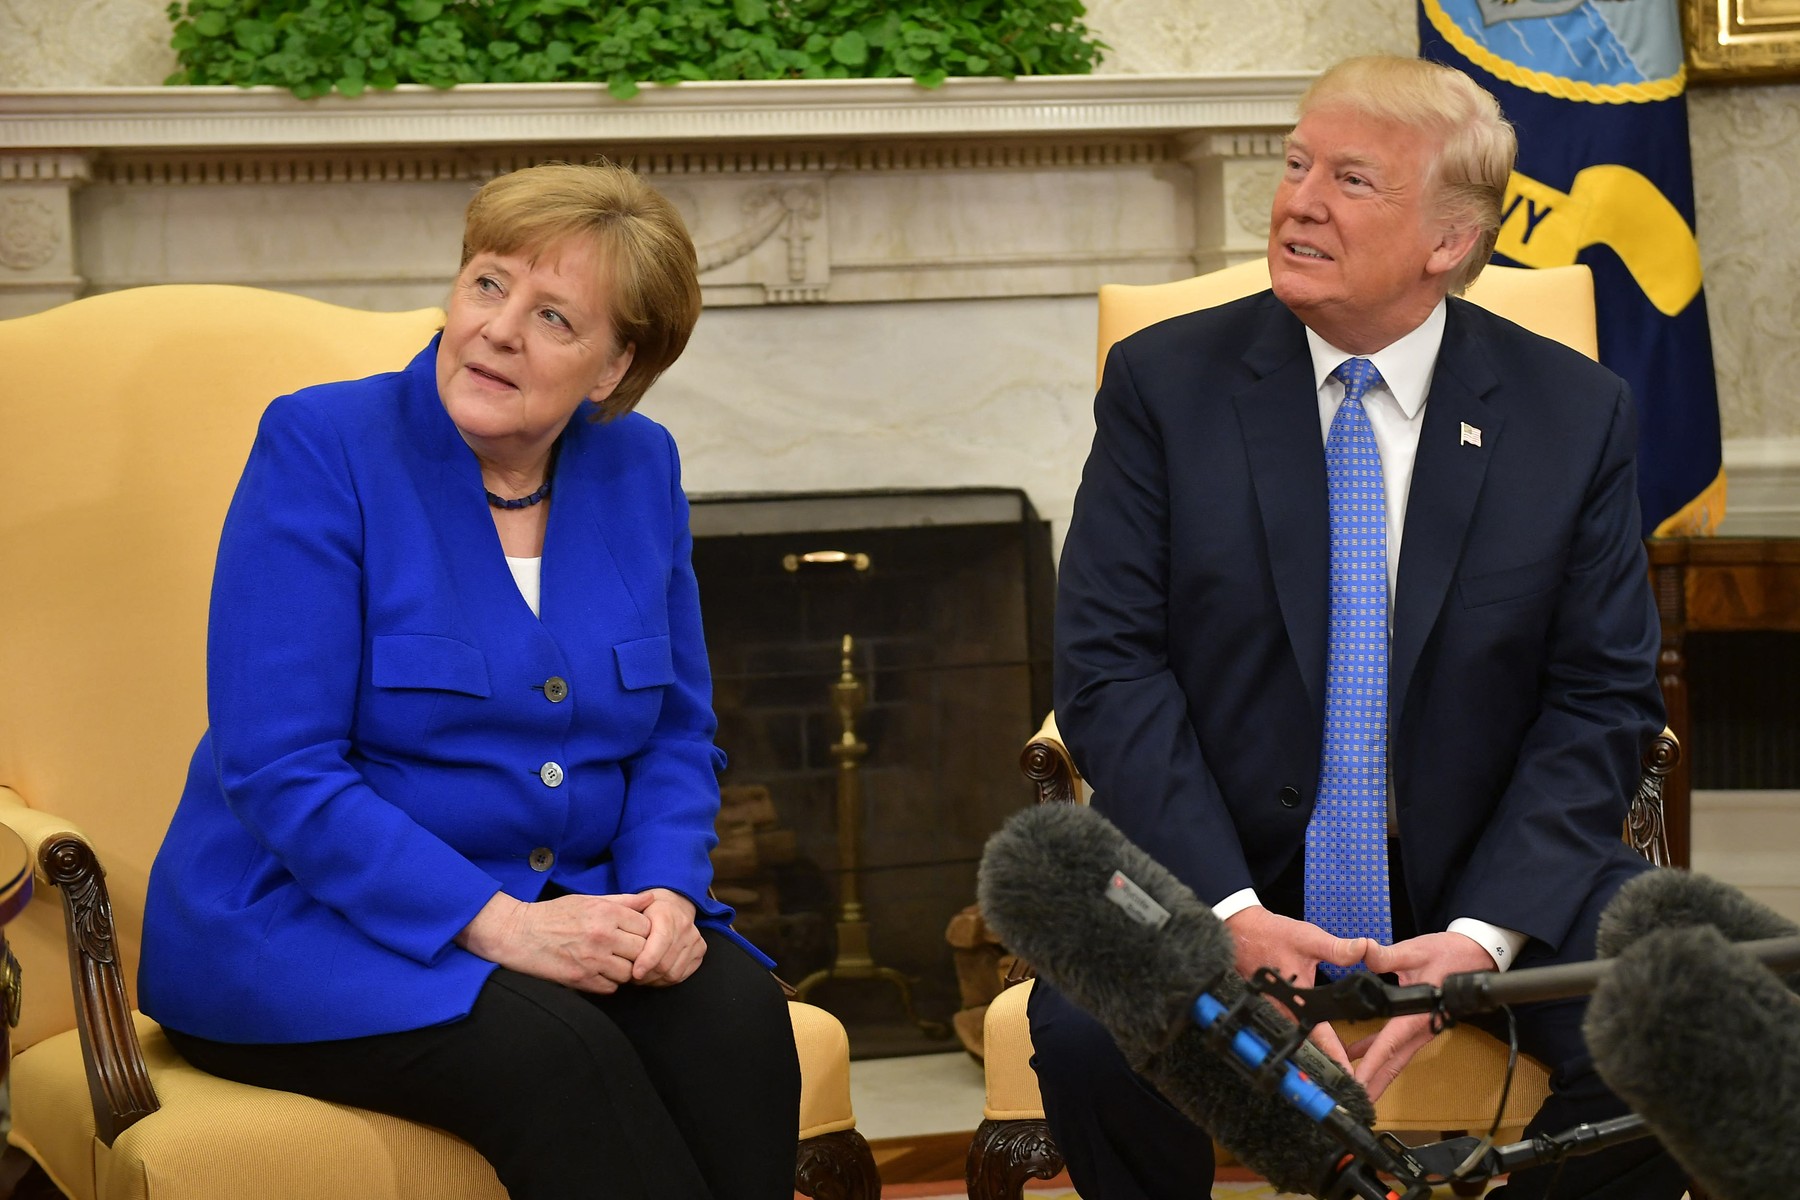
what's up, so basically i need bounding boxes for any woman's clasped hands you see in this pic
[456,887,707,993]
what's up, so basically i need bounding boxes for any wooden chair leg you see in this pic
[966,1117,1064,1200]
[795,1129,880,1200]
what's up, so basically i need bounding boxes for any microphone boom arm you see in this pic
[1254,934,1800,1027]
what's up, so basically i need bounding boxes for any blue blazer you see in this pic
[141,337,766,1044]
[1054,292,1663,959]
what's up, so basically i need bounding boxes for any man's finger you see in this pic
[1306,1020,1352,1070]
[1360,935,1435,975]
[1351,1028,1405,1095]
[1351,1016,1432,1101]
[1318,934,1370,967]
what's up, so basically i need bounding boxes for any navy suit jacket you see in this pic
[1054,291,1663,956]
[141,337,764,1044]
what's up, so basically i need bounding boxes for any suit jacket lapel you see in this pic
[1390,301,1503,727]
[1234,300,1331,713]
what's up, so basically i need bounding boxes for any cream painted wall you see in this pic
[2,0,1796,443]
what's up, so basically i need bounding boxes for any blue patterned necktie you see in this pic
[1305,357,1393,971]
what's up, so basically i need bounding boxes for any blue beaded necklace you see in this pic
[485,477,552,509]
[485,439,560,510]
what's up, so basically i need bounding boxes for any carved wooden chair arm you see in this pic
[1004,714,1089,987]
[1018,712,1083,808]
[1629,725,1680,867]
[38,829,161,1146]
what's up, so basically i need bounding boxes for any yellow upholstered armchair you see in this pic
[0,287,878,1200]
[965,262,1682,1200]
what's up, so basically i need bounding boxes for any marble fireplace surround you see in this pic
[0,74,1311,309]
[0,74,1311,534]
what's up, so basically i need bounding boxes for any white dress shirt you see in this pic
[1212,301,1527,972]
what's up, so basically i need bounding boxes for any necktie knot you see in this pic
[1332,357,1384,407]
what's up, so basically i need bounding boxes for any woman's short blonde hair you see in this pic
[461,161,701,420]
[1298,56,1517,295]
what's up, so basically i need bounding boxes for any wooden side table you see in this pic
[0,829,30,1090]
[1646,536,1800,868]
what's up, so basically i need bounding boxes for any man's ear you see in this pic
[589,342,637,403]
[1425,223,1482,282]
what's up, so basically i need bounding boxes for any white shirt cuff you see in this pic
[1212,888,1262,923]
[1446,918,1528,972]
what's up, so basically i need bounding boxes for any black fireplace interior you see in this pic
[691,488,1054,1057]
[1685,631,1800,788]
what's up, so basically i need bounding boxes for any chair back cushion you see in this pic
[1095,261,1598,386]
[0,287,443,1049]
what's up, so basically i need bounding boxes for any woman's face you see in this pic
[435,236,634,463]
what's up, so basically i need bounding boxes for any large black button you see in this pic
[1278,786,1301,809]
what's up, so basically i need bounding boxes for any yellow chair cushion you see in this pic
[979,981,1551,1141]
[1338,1018,1552,1136]
[982,979,1046,1121]
[13,1014,505,1200]
[791,1000,858,1140]
[13,1004,855,1200]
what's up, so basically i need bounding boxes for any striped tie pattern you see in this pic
[1305,357,1393,973]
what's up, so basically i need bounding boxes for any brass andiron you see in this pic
[793,634,947,1037]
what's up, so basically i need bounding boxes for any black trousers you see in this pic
[165,929,801,1200]
[1027,845,1691,1200]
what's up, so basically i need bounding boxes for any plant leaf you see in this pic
[830,30,867,66]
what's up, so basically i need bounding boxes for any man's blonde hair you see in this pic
[1298,56,1516,294]
[461,161,701,420]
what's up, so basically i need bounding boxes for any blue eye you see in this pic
[476,275,501,293]
[541,309,569,329]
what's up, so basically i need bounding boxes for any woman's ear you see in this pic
[589,342,636,403]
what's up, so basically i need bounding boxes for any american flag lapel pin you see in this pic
[1460,421,1482,448]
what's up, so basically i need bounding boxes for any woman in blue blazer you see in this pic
[140,163,800,1199]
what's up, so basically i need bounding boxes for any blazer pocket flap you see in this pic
[614,635,675,691]
[1459,554,1562,609]
[371,634,492,697]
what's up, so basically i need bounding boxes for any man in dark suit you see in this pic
[1029,56,1687,1199]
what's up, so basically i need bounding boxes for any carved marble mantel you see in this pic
[0,74,1307,316]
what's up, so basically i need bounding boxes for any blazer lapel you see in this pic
[1234,302,1331,713]
[1390,302,1503,727]
[540,408,656,643]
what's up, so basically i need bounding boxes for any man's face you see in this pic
[1267,102,1470,352]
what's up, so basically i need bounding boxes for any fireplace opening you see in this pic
[691,488,1054,1058]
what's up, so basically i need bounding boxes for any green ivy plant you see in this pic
[165,0,1106,100]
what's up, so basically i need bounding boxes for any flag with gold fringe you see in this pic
[1420,0,1724,536]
